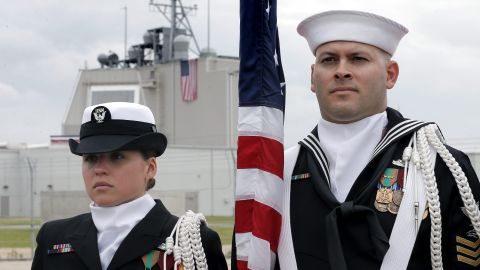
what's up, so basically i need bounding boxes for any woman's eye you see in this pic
[83,155,98,163]
[110,152,125,161]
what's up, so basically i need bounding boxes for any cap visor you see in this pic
[69,133,167,156]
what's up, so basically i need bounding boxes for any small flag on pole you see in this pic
[180,59,198,102]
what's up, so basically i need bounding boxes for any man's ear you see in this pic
[386,60,399,89]
[310,64,316,92]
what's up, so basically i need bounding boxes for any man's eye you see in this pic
[321,57,336,63]
[352,56,368,62]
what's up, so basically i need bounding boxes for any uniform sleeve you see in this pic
[31,224,45,270]
[442,147,480,269]
[200,225,228,270]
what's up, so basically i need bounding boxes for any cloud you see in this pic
[0,0,479,145]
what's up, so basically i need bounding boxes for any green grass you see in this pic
[0,218,41,226]
[205,216,234,246]
[205,216,234,225]
[0,216,234,248]
[212,226,233,246]
[0,229,37,248]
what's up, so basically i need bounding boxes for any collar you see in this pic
[299,107,431,187]
[316,111,388,202]
[90,193,156,270]
[90,193,156,232]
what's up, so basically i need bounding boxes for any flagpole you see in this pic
[207,0,210,53]
[123,6,128,62]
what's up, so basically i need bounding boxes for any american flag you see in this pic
[180,59,198,102]
[234,0,286,269]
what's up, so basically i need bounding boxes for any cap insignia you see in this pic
[91,106,111,123]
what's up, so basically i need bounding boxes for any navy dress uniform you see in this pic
[273,10,480,270]
[31,200,227,270]
[278,108,480,269]
[31,102,228,270]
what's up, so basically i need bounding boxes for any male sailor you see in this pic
[277,10,480,270]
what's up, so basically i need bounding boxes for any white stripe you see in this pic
[302,135,331,186]
[305,134,330,170]
[373,120,417,154]
[235,169,284,214]
[373,121,426,157]
[236,232,276,270]
[373,120,421,154]
[278,145,300,270]
[238,106,284,143]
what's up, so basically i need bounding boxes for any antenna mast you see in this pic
[149,0,200,56]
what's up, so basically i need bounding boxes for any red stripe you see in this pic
[235,199,282,252]
[237,136,284,179]
[237,260,249,270]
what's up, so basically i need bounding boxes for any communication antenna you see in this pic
[149,0,200,57]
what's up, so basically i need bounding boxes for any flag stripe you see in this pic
[236,168,283,213]
[236,233,277,269]
[235,199,282,251]
[237,136,284,179]
[236,260,249,270]
[238,106,284,142]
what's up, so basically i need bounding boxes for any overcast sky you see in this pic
[1,0,479,148]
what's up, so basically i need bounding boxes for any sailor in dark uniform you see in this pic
[32,102,228,270]
[276,11,480,270]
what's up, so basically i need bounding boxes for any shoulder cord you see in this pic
[163,210,208,270]
[402,124,480,270]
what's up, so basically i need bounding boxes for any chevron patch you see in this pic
[456,236,480,267]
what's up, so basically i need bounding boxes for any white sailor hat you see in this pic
[69,102,167,156]
[297,10,408,56]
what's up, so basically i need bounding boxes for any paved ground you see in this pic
[0,246,231,269]
[0,260,31,270]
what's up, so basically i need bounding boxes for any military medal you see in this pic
[156,250,175,270]
[376,188,393,204]
[387,201,399,214]
[374,200,388,212]
[392,190,404,206]
[142,250,161,270]
[47,243,75,255]
[375,168,404,214]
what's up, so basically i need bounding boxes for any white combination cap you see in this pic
[297,10,408,56]
[81,102,156,125]
[70,102,167,157]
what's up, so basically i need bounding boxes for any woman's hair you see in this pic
[141,150,157,191]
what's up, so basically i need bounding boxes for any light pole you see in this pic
[26,157,36,258]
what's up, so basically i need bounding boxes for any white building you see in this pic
[0,52,240,219]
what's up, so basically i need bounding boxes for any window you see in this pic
[88,85,140,105]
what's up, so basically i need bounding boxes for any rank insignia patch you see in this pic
[47,243,74,255]
[456,236,480,267]
[375,168,404,214]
